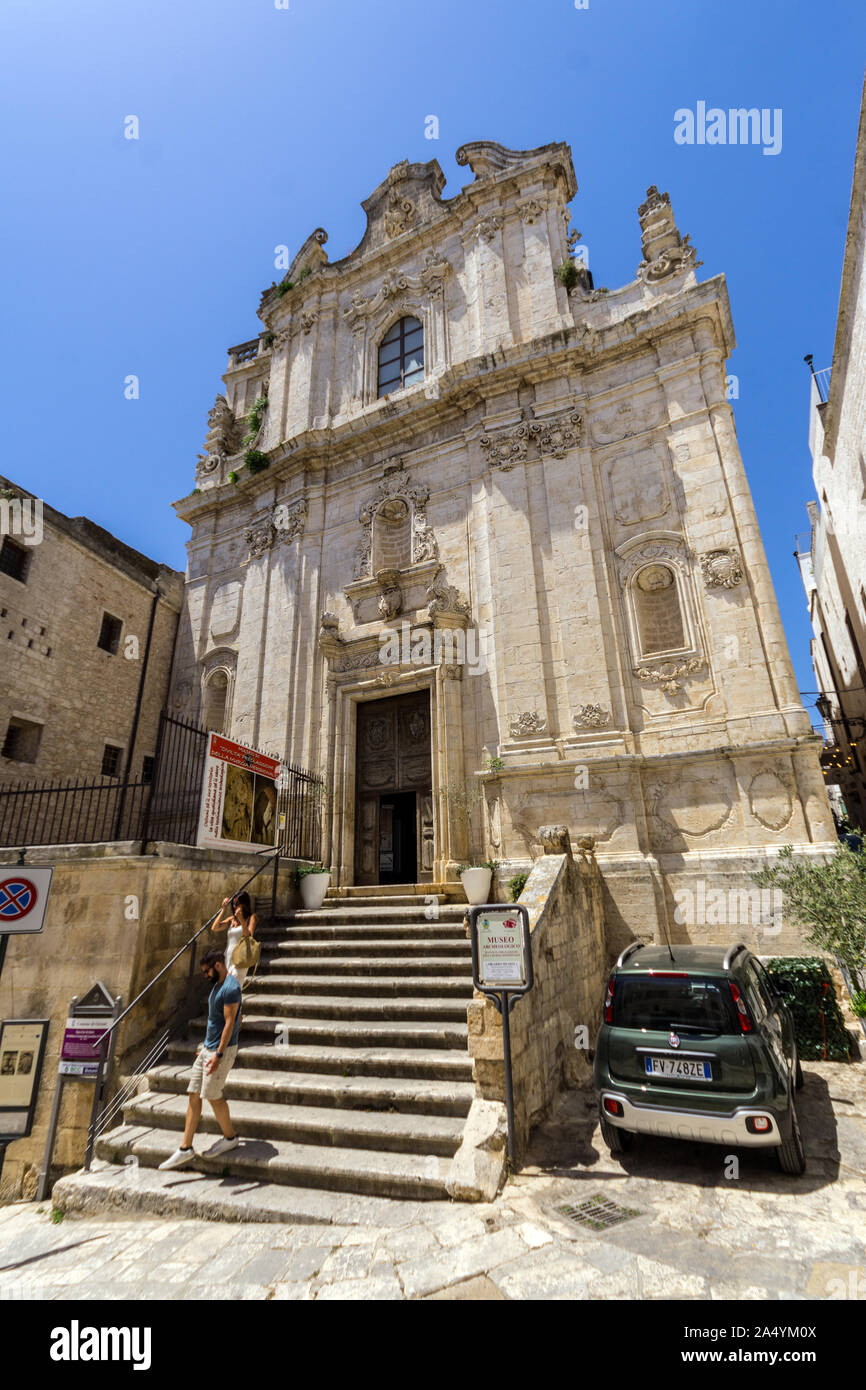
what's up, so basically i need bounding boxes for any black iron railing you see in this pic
[0,710,324,857]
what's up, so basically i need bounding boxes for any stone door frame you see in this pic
[323,664,467,886]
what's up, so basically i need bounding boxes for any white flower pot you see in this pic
[300,871,330,910]
[460,867,493,905]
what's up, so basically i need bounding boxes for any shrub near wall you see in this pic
[765,957,853,1062]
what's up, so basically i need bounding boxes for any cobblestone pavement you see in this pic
[1,1063,865,1301]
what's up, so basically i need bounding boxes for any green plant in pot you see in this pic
[297,862,331,910]
[441,779,497,904]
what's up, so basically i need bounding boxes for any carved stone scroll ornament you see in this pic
[480,405,583,472]
[538,825,572,856]
[700,547,743,590]
[475,213,504,242]
[635,656,705,694]
[572,704,611,730]
[509,711,547,737]
[518,199,546,225]
[426,569,470,622]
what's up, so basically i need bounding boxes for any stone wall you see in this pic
[0,473,183,786]
[0,842,301,1201]
[466,828,606,1163]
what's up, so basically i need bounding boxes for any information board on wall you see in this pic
[196,734,280,854]
[0,1019,49,1138]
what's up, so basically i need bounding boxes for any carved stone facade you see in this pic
[170,139,836,949]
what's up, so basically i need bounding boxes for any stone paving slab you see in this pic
[1,1062,865,1300]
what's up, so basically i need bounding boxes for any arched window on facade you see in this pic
[202,670,229,734]
[377,316,424,397]
[633,564,686,656]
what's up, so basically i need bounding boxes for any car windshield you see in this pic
[613,976,734,1034]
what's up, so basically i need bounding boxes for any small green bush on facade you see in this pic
[508,872,529,902]
[227,471,238,485]
[244,449,270,474]
[556,260,580,291]
[764,957,852,1061]
[850,990,866,1018]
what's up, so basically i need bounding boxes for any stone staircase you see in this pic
[53,885,477,1224]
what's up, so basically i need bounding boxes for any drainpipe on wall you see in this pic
[114,584,161,841]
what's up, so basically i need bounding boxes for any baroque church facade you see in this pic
[170,139,836,946]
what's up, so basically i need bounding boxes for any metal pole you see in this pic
[271,849,279,921]
[84,1034,109,1171]
[36,1071,66,1202]
[500,990,516,1168]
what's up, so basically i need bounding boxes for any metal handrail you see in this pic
[96,847,280,1045]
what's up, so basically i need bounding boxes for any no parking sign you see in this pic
[0,866,53,934]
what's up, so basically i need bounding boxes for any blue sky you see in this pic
[1,0,863,710]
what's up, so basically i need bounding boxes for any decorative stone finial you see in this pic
[637,186,701,283]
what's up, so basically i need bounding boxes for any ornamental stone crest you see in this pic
[342,254,451,327]
[636,657,705,694]
[376,570,403,621]
[700,547,743,590]
[509,711,547,737]
[384,192,417,240]
[273,498,307,543]
[480,405,583,472]
[245,522,274,559]
[354,462,438,580]
[518,199,545,225]
[572,704,611,730]
[474,213,504,242]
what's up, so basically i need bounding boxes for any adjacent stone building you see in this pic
[0,474,183,787]
[797,78,866,830]
[170,139,837,948]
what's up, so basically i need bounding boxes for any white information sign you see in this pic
[477,909,527,988]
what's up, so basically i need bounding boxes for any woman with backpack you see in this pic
[210,890,259,990]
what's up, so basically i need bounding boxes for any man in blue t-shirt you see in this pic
[159,948,243,1170]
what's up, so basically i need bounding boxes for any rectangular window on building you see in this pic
[0,537,31,584]
[101,744,123,777]
[141,755,155,785]
[2,717,43,763]
[98,612,122,654]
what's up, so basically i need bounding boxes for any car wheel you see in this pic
[600,1114,634,1155]
[794,1053,804,1091]
[777,1096,806,1175]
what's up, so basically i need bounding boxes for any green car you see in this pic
[593,942,806,1174]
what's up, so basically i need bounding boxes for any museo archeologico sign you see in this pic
[196,733,280,854]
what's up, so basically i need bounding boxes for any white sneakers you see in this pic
[203,1135,239,1157]
[158,1147,195,1171]
[157,1135,239,1169]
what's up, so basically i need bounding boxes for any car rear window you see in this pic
[612,975,735,1033]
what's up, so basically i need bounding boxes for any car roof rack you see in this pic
[723,942,747,972]
[616,941,645,968]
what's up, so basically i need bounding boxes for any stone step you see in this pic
[122,1090,465,1157]
[328,883,451,898]
[149,1061,474,1117]
[275,905,469,925]
[95,1123,452,1200]
[53,1161,437,1226]
[164,1038,474,1082]
[259,922,469,941]
[240,991,470,1022]
[189,1013,469,1050]
[325,893,444,908]
[253,955,472,977]
[259,937,471,957]
[247,972,473,998]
